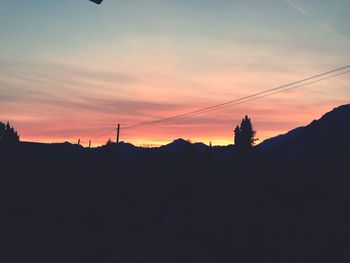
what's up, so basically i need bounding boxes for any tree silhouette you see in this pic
[106,138,114,146]
[234,116,257,151]
[234,125,241,148]
[0,121,20,145]
[0,122,5,137]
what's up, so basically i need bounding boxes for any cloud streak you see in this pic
[1,54,349,146]
[285,0,350,43]
[285,0,308,16]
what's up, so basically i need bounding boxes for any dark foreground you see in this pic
[0,138,349,263]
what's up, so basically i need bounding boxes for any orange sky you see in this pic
[1,1,349,147]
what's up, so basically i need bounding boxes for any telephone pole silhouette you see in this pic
[116,124,120,144]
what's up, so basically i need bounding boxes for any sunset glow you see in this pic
[1,1,349,146]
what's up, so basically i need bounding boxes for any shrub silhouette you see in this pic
[0,121,20,145]
[234,115,257,151]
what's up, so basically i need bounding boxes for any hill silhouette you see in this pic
[1,104,350,263]
[9,104,350,161]
[259,104,350,156]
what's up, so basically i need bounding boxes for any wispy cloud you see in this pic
[285,0,350,43]
[1,29,349,146]
[285,0,308,16]
[324,24,350,43]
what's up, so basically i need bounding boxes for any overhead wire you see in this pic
[177,69,350,116]
[93,127,116,140]
[90,65,350,141]
[122,65,350,129]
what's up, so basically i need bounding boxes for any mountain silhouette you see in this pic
[7,104,350,163]
[258,103,350,159]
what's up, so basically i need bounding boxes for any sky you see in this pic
[0,0,349,146]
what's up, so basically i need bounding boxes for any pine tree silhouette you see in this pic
[234,116,257,151]
[0,122,5,138]
[234,125,241,149]
[0,121,20,145]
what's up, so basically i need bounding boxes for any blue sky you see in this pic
[1,0,349,60]
[0,0,349,145]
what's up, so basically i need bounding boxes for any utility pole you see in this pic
[89,140,91,148]
[116,124,120,144]
[77,139,80,145]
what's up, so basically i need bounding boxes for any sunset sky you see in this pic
[1,0,349,146]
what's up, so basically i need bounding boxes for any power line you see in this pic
[94,128,115,140]
[90,65,350,141]
[122,65,350,129]
[199,69,350,114]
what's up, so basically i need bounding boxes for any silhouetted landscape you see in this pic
[1,104,350,262]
